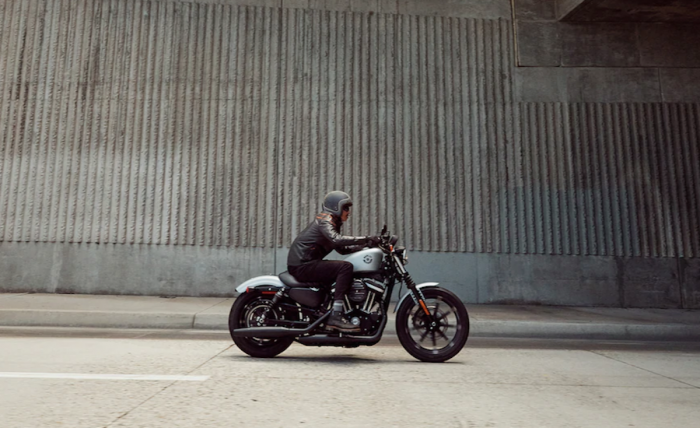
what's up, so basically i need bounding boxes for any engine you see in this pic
[343,278,386,334]
[347,278,385,304]
[348,279,368,303]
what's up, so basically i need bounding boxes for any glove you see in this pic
[366,236,382,247]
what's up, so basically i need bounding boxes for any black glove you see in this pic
[366,236,382,247]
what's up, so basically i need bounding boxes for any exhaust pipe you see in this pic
[231,312,330,338]
[297,315,387,346]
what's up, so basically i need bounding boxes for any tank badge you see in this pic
[363,255,373,264]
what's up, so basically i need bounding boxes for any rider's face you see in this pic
[341,206,351,222]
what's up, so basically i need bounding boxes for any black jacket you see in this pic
[287,212,368,266]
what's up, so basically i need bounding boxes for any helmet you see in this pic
[322,191,353,216]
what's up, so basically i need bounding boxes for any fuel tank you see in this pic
[344,248,383,273]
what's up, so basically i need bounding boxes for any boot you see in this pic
[326,311,360,333]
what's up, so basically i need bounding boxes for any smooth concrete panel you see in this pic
[0,243,276,297]
[514,67,660,102]
[517,21,561,66]
[514,0,558,20]
[574,68,662,102]
[560,0,700,22]
[514,67,574,102]
[398,0,512,18]
[0,243,58,294]
[480,254,619,306]
[680,258,700,309]
[515,11,700,69]
[307,0,377,13]
[275,248,290,276]
[660,69,700,102]
[517,68,668,102]
[622,258,682,309]
[638,23,700,67]
[3,243,698,308]
[404,251,479,303]
[559,23,639,67]
[517,20,640,67]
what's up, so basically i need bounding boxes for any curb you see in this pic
[0,309,196,330]
[471,320,700,341]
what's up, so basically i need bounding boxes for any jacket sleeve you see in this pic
[318,216,369,248]
[335,244,366,255]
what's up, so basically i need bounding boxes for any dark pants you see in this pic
[288,261,354,301]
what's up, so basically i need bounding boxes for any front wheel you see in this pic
[229,291,293,358]
[396,287,469,362]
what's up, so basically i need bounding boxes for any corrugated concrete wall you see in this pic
[1,0,699,306]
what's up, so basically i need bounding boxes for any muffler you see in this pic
[231,312,329,338]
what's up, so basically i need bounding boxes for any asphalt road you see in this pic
[1,329,699,427]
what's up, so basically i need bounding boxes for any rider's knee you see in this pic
[339,261,353,274]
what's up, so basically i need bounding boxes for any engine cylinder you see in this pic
[348,279,368,303]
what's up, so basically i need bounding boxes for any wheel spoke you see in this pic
[437,316,452,329]
[432,302,440,318]
[431,331,437,347]
[435,308,454,322]
[419,329,431,343]
[439,321,452,330]
[436,328,450,341]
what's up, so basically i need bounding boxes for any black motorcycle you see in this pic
[229,226,469,362]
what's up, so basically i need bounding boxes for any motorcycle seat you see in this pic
[278,271,329,288]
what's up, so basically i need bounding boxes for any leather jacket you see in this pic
[287,212,369,266]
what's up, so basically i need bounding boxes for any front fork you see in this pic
[403,274,435,322]
[394,254,437,327]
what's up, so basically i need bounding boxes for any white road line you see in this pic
[0,372,209,381]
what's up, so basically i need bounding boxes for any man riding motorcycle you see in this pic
[287,191,380,333]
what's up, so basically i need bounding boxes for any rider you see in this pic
[288,191,380,333]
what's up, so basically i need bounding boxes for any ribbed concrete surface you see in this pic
[0,0,698,260]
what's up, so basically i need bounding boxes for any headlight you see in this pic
[395,247,408,265]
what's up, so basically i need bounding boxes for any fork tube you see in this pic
[404,274,434,319]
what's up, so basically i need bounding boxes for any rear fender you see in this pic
[235,275,286,294]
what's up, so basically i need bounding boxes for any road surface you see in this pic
[1,329,699,427]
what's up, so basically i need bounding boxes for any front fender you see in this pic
[235,275,285,294]
[394,282,440,312]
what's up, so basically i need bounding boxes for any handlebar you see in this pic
[376,224,398,248]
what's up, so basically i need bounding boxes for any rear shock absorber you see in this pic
[270,289,284,307]
[262,289,284,320]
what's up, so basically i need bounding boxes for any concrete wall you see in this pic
[0,242,274,296]
[1,0,699,307]
[2,241,697,308]
[556,0,700,22]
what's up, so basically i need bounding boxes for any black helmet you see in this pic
[322,191,353,216]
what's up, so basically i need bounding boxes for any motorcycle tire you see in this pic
[396,287,469,363]
[229,291,293,358]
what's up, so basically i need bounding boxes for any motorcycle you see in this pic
[228,226,469,362]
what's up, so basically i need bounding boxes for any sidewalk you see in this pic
[1,292,699,341]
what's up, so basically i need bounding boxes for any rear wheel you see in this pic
[229,291,293,358]
[396,287,469,362]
